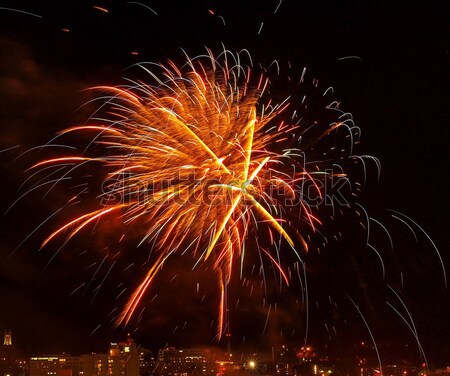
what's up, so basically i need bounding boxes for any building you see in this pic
[29,356,80,376]
[79,354,108,376]
[138,348,155,376]
[3,332,12,347]
[108,337,139,376]
[0,330,27,376]
[156,348,212,376]
[27,337,140,376]
[29,355,109,376]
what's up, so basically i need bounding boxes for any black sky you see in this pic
[0,0,448,365]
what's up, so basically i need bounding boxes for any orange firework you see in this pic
[30,49,359,338]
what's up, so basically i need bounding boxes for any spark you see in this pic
[0,7,42,18]
[89,324,101,336]
[92,6,109,14]
[389,210,447,288]
[338,55,362,61]
[348,295,383,376]
[368,244,386,280]
[70,283,86,296]
[387,285,428,367]
[262,304,271,334]
[0,145,21,154]
[127,2,158,15]
[257,22,264,35]
[274,0,283,14]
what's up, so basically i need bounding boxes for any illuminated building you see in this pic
[79,354,108,376]
[156,348,213,376]
[108,336,139,376]
[29,356,80,376]
[0,330,27,376]
[138,348,155,376]
[30,355,111,376]
[3,332,12,346]
[27,337,140,376]
[276,363,293,376]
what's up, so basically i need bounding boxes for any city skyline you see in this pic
[0,330,448,376]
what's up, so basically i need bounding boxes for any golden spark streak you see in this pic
[204,193,242,260]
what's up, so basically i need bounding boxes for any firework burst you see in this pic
[26,49,371,338]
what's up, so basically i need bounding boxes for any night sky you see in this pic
[0,0,448,366]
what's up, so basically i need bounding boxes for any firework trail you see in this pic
[25,48,372,338]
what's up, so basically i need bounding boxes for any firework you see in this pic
[28,49,365,338]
